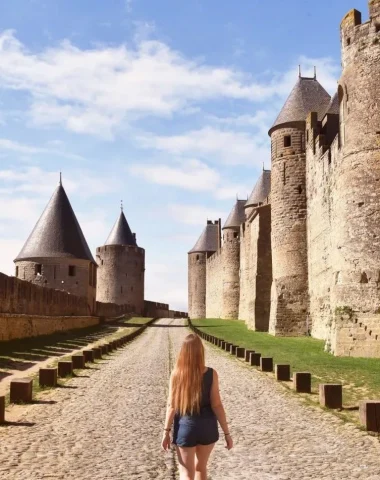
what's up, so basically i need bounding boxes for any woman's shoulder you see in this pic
[205,366,218,377]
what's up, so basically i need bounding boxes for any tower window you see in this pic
[68,265,76,277]
[101,260,104,265]
[35,264,42,275]
[15,266,19,277]
[234,232,238,238]
[297,185,303,194]
[196,255,199,261]
[284,135,291,147]
[346,37,351,46]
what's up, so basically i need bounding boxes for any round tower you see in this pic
[330,2,380,313]
[188,220,220,319]
[222,200,245,319]
[14,178,97,314]
[268,73,331,335]
[96,208,145,314]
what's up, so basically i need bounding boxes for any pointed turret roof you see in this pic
[269,76,331,135]
[324,92,339,116]
[188,222,219,254]
[15,183,94,263]
[105,210,137,247]
[245,170,271,208]
[223,200,246,229]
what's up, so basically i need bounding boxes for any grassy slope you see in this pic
[193,318,380,419]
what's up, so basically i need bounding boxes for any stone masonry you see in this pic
[188,1,380,357]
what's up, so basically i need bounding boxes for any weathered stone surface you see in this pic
[235,347,245,358]
[10,378,33,404]
[58,361,73,378]
[72,354,85,370]
[260,357,274,372]
[359,400,380,433]
[319,384,343,409]
[93,347,102,359]
[39,368,58,387]
[83,350,95,363]
[293,372,311,393]
[275,364,290,381]
[250,352,261,366]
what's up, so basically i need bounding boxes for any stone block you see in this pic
[39,368,58,387]
[83,349,95,363]
[245,350,255,362]
[10,378,33,404]
[58,361,73,378]
[293,372,311,393]
[236,347,245,358]
[93,347,102,359]
[224,342,232,352]
[230,345,237,355]
[275,364,290,381]
[101,345,108,355]
[72,354,85,369]
[0,396,5,424]
[359,400,380,433]
[250,352,261,366]
[220,340,226,349]
[319,384,343,409]
[260,357,273,372]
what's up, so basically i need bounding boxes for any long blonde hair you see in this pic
[170,334,205,416]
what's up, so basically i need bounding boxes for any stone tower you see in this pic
[188,220,220,319]
[331,1,380,314]
[96,208,145,314]
[222,200,245,319]
[14,179,97,313]
[268,74,330,335]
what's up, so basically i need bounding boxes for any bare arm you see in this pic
[210,369,229,434]
[163,373,176,431]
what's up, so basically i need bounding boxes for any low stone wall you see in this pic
[96,301,134,318]
[331,313,380,357]
[0,314,99,342]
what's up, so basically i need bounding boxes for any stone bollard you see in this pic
[101,345,108,355]
[293,372,311,393]
[220,341,226,350]
[245,350,255,362]
[250,352,261,366]
[10,379,33,404]
[72,354,85,370]
[230,345,237,355]
[275,364,290,381]
[58,361,73,378]
[260,357,274,372]
[83,349,95,363]
[0,395,5,424]
[39,368,58,387]
[93,347,102,359]
[359,400,380,433]
[224,342,232,352]
[319,384,343,409]
[236,347,245,359]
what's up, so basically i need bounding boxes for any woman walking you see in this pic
[162,333,233,480]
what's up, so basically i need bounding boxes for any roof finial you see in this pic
[298,65,301,78]
[59,171,62,186]
[121,199,123,212]
[314,65,317,79]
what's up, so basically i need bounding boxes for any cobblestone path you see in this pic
[1,318,380,479]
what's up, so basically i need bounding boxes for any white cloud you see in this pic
[138,126,270,166]
[0,137,84,161]
[0,30,339,137]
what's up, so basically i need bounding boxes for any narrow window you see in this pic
[15,266,19,277]
[68,265,76,277]
[306,130,309,142]
[283,163,286,185]
[233,232,238,238]
[346,37,351,46]
[297,185,303,194]
[284,135,291,147]
[35,264,42,275]
[101,260,104,265]
[196,255,199,261]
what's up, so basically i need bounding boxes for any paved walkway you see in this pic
[0,319,379,479]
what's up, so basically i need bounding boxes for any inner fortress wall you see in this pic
[238,221,251,321]
[206,251,223,318]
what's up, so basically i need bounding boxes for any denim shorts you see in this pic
[173,414,219,448]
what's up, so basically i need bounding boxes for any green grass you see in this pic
[193,318,380,424]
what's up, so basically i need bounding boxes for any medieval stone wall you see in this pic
[206,251,223,318]
[238,220,251,321]
[188,252,207,319]
[222,229,240,319]
[96,245,145,314]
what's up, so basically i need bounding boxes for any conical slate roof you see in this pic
[324,92,339,116]
[223,200,246,229]
[188,223,219,254]
[269,77,331,134]
[105,211,137,247]
[245,170,271,208]
[15,183,94,263]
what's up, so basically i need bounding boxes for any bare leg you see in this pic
[176,446,196,480]
[195,443,216,480]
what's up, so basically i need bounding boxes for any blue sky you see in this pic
[0,0,370,310]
